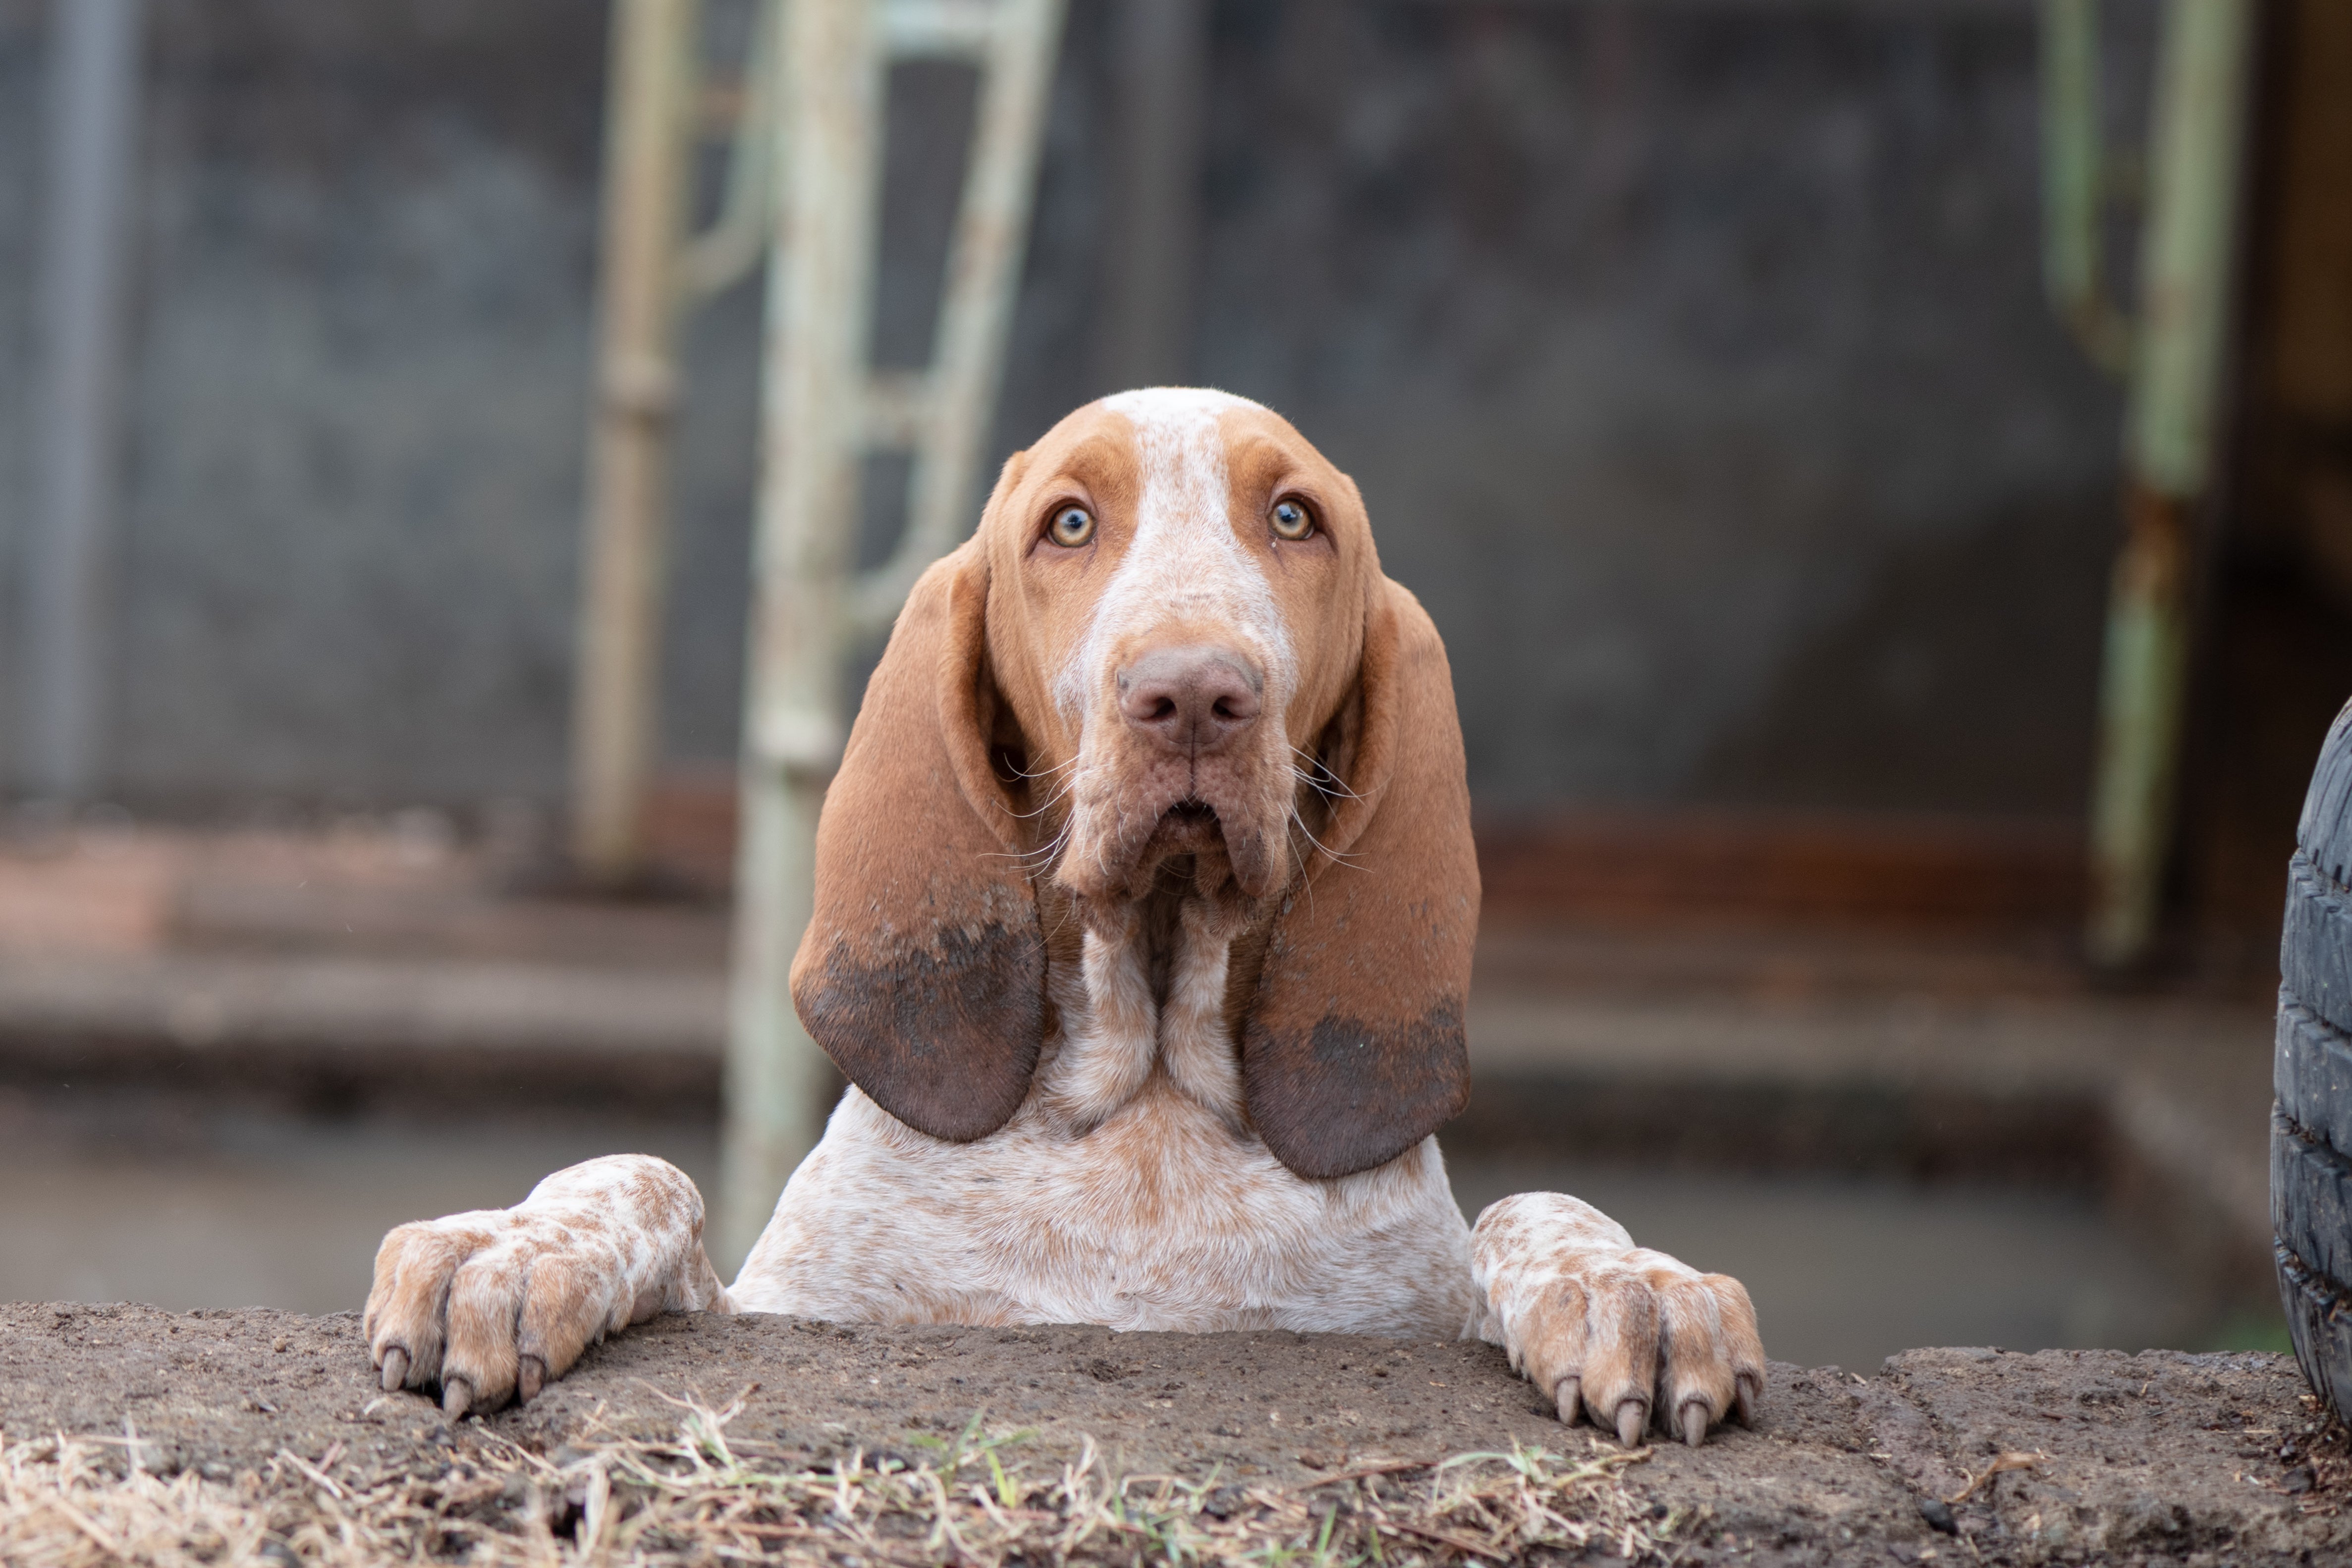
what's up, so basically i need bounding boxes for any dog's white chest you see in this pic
[729,1084,1478,1337]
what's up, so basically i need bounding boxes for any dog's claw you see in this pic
[1615,1399,1647,1448]
[518,1356,546,1405]
[1734,1373,1759,1428]
[1681,1402,1710,1448]
[1555,1376,1582,1425]
[379,1348,408,1393]
[441,1377,473,1419]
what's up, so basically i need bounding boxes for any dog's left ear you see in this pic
[788,540,1044,1142]
[1242,578,1478,1180]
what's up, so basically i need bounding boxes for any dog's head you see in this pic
[985,389,1375,908]
[790,390,1477,1179]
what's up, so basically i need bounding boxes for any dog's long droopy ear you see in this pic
[1242,579,1478,1179]
[789,543,1043,1141]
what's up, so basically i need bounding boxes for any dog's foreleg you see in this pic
[1469,1191,1763,1447]
[366,1154,728,1415]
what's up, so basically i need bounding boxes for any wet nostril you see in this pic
[1117,645,1265,751]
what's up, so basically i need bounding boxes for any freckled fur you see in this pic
[365,392,1765,1437]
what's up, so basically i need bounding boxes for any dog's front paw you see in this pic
[1472,1192,1763,1447]
[363,1154,724,1416]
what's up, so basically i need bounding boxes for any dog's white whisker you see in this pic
[994,817,1075,874]
[1007,779,1077,821]
[1287,805,1366,871]
[1286,744,1362,801]
[1290,763,1363,809]
[1282,821,1320,919]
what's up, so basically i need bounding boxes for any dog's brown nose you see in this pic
[1119,645,1262,756]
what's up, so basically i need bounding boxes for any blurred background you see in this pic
[1,0,2346,1370]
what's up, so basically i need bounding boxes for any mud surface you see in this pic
[3,1302,2345,1564]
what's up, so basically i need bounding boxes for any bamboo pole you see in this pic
[721,0,885,1266]
[720,0,1069,1262]
[570,0,702,888]
[678,0,782,305]
[2037,0,2133,375]
[2083,0,2256,968]
[850,0,1071,635]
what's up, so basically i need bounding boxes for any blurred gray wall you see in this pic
[0,0,2142,818]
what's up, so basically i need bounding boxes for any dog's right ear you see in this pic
[789,539,1045,1142]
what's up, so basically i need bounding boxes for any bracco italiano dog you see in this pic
[365,390,1765,1447]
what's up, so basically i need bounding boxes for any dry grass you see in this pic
[0,1388,1674,1566]
[2289,1394,2352,1517]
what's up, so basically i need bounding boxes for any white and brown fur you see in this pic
[367,390,1764,1447]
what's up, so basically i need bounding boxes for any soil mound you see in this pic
[3,1303,2346,1563]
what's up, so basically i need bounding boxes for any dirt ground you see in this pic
[3,1302,2346,1564]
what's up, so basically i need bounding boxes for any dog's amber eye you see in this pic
[1049,505,1096,547]
[1270,498,1315,541]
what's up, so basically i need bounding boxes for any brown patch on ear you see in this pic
[1241,579,1477,1179]
[789,543,1044,1142]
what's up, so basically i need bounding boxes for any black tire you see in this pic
[2276,698,2352,1420]
[2278,1245,2352,1421]
[2283,853,2352,1036]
